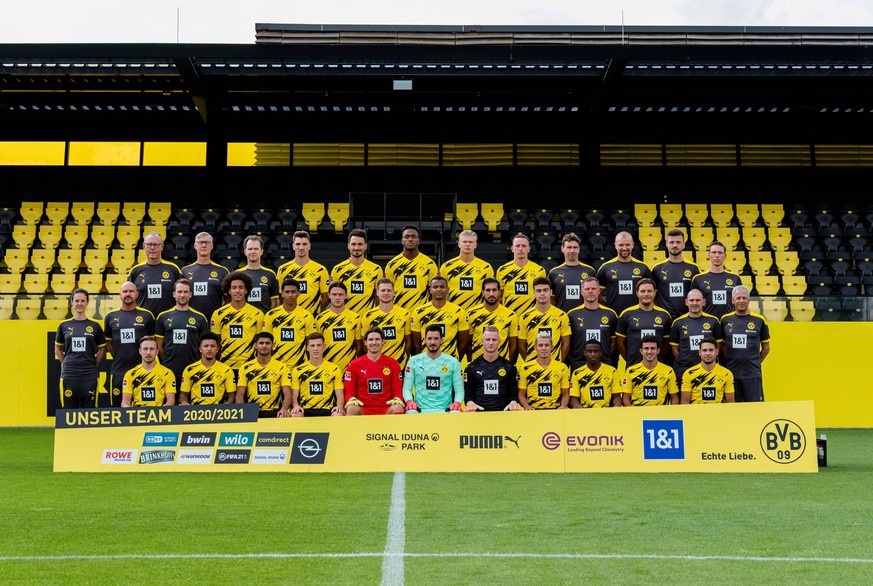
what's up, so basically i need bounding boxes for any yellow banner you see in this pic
[53,401,818,473]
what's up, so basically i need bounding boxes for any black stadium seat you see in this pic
[815,298,843,321]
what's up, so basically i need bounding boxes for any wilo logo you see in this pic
[219,432,255,447]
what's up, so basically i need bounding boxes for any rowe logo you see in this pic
[102,449,138,464]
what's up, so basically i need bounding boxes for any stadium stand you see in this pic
[301,202,326,231]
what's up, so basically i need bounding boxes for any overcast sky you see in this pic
[2,1,873,44]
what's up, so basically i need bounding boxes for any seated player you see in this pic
[403,324,464,413]
[517,332,570,410]
[463,325,520,412]
[121,336,176,407]
[234,332,292,418]
[178,333,236,405]
[680,337,735,404]
[569,339,621,408]
[620,335,679,406]
[343,327,405,416]
[289,333,346,417]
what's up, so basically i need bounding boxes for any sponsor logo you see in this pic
[255,432,293,447]
[251,450,289,464]
[142,432,179,447]
[218,432,255,447]
[642,420,685,460]
[541,432,625,453]
[177,449,214,464]
[181,432,216,447]
[379,443,397,451]
[760,419,806,464]
[139,449,176,464]
[101,449,138,464]
[289,433,329,464]
[215,449,251,464]
[459,435,521,449]
[365,433,439,451]
[542,432,561,450]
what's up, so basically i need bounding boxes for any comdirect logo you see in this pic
[102,449,138,464]
[460,435,521,449]
[142,433,179,447]
[289,433,329,464]
[760,419,806,464]
[542,432,561,450]
[255,433,292,447]
[139,450,176,464]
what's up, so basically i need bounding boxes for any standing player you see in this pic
[670,289,723,385]
[496,234,546,316]
[343,327,405,416]
[567,277,618,370]
[549,233,597,313]
[276,231,330,315]
[128,232,182,317]
[680,337,735,404]
[241,235,279,313]
[179,333,236,406]
[691,241,743,320]
[517,333,570,410]
[597,231,652,316]
[439,229,495,313]
[120,336,176,407]
[182,232,229,320]
[518,277,571,362]
[211,271,264,380]
[154,279,211,390]
[616,278,672,367]
[721,286,770,402]
[289,333,346,417]
[263,278,316,368]
[463,326,520,412]
[55,288,107,409]
[409,276,469,360]
[384,225,438,312]
[315,281,362,371]
[103,281,154,407]
[652,228,701,320]
[359,278,412,369]
[619,336,679,407]
[569,339,621,408]
[467,277,518,361]
[403,325,464,414]
[330,228,383,316]
[235,332,292,417]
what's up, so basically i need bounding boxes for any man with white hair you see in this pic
[128,231,182,316]
[720,285,770,402]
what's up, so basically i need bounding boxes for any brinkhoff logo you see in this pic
[459,435,521,449]
[138,449,175,464]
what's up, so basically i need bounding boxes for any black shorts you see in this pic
[734,378,764,402]
[100,374,126,408]
[60,378,97,409]
[303,408,333,417]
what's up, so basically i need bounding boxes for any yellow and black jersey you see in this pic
[315,308,361,370]
[409,301,469,360]
[681,363,735,404]
[180,360,236,405]
[330,258,383,315]
[496,260,547,316]
[262,305,317,367]
[518,305,571,361]
[210,303,264,369]
[360,306,411,368]
[570,363,620,408]
[238,358,291,412]
[467,304,518,360]
[518,358,570,410]
[621,361,679,406]
[385,252,439,312]
[439,256,495,313]
[276,259,330,315]
[290,360,345,411]
[122,363,176,407]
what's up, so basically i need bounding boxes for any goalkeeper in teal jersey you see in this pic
[402,324,464,413]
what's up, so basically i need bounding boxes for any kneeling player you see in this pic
[403,324,464,413]
[517,332,570,410]
[344,327,405,415]
[290,333,346,416]
[235,332,292,417]
[463,325,520,412]
[121,336,176,407]
[569,339,621,408]
[179,333,236,405]
[680,337,735,404]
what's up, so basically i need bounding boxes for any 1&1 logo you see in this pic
[760,419,806,464]
[642,420,685,460]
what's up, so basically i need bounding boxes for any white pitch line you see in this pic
[381,472,406,586]
[1,552,872,564]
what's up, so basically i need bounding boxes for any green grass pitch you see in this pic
[1,428,871,584]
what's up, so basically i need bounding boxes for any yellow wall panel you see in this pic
[143,142,206,166]
[68,142,140,166]
[0,141,65,165]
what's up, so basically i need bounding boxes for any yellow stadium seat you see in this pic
[781,275,807,296]
[774,251,799,275]
[643,251,664,268]
[768,227,792,252]
[481,203,505,232]
[15,297,42,320]
[64,225,89,249]
[690,227,714,250]
[748,251,773,275]
[710,204,734,228]
[742,227,767,252]
[717,227,741,251]
[659,203,683,229]
[30,250,56,273]
[735,204,760,227]
[3,249,29,273]
[44,202,70,225]
[760,298,788,323]
[0,296,14,320]
[327,203,350,232]
[91,225,115,249]
[634,203,658,227]
[12,224,37,248]
[116,225,141,249]
[37,224,63,250]
[761,204,784,228]
[0,274,21,295]
[788,297,814,322]
[104,272,128,293]
[724,251,746,274]
[754,275,780,295]
[147,202,172,226]
[122,202,146,226]
[638,227,662,251]
[301,202,326,231]
[19,202,44,225]
[455,203,479,230]
[110,249,136,274]
[21,272,50,295]
[84,249,110,272]
[50,272,76,295]
[70,202,95,225]
[42,297,70,320]
[96,202,121,226]
[684,204,709,228]
[77,273,104,295]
